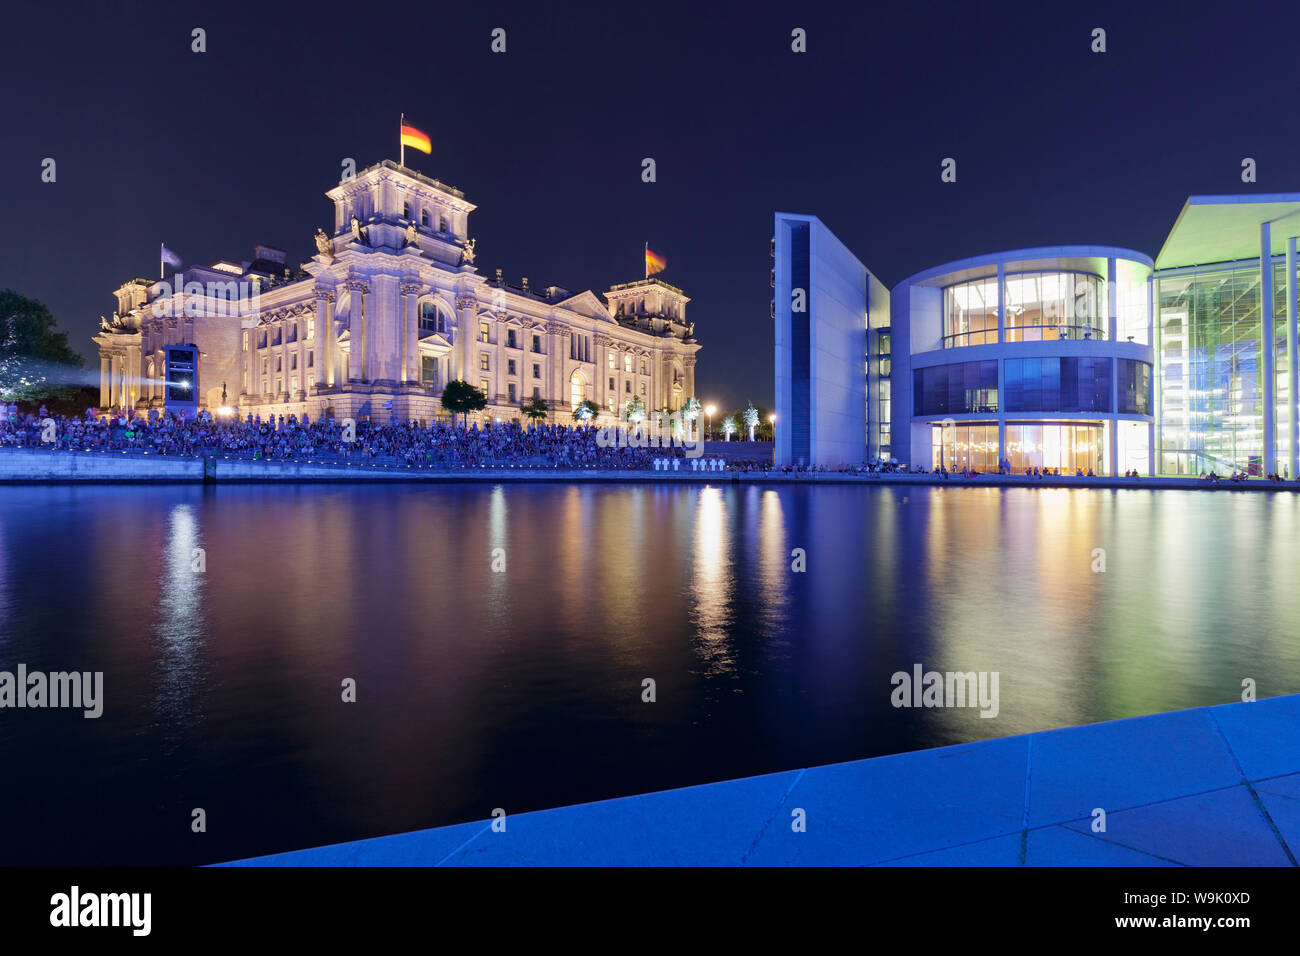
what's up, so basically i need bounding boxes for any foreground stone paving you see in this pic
[223,694,1300,866]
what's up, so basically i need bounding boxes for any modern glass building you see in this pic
[773,195,1300,477]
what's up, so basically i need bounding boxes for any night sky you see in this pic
[2,0,1294,411]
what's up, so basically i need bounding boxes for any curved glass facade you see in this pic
[942,271,1111,348]
[943,278,998,347]
[1004,272,1106,342]
[1004,357,1112,412]
[929,421,1106,474]
[913,361,998,415]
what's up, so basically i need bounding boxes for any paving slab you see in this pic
[1062,786,1292,867]
[1028,708,1241,827]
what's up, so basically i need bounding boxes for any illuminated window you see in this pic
[480,378,489,394]
[624,354,633,373]
[479,322,490,343]
[307,317,315,339]
[480,354,490,371]
[570,371,583,408]
[608,353,616,370]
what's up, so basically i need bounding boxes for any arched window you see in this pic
[570,371,583,409]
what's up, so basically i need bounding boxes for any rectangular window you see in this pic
[479,322,490,343]
[608,353,616,370]
[532,335,541,353]
[508,383,517,402]
[624,354,633,373]
[640,360,646,375]
[421,356,437,386]
[625,380,631,393]
[533,387,541,399]
[480,353,490,371]
[291,354,298,370]
[609,376,615,390]
[307,374,314,390]
[508,359,516,376]
[480,378,490,394]
[276,357,282,372]
[507,329,517,349]
[533,363,541,379]
[307,318,315,339]
[291,375,298,393]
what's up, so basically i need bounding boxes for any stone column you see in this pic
[345,280,368,382]
[455,293,478,390]
[99,354,110,407]
[399,283,420,384]
[316,290,335,389]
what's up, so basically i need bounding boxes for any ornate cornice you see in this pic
[454,294,477,310]
[399,281,422,296]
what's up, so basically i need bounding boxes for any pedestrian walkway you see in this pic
[221,693,1300,866]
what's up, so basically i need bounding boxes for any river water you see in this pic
[1,482,1296,863]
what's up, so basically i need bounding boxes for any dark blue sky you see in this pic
[1,1,1294,410]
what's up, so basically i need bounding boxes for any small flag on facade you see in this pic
[645,244,666,277]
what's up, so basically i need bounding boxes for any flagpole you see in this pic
[400,113,405,167]
[644,241,648,280]
[160,242,163,280]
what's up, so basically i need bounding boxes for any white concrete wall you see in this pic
[808,220,869,466]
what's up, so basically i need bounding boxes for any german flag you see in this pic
[645,245,666,277]
[401,124,431,154]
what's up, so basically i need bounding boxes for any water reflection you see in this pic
[690,486,734,678]
[152,503,206,752]
[0,482,1297,865]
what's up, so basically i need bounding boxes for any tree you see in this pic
[743,402,760,442]
[721,416,737,441]
[625,395,646,424]
[440,379,487,426]
[571,399,598,424]
[522,396,549,423]
[0,290,85,401]
[679,396,701,440]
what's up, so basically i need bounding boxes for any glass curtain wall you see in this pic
[930,423,998,472]
[943,278,998,347]
[1005,423,1104,474]
[1157,265,1263,475]
[1004,272,1106,342]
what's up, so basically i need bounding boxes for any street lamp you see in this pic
[705,404,715,441]
[769,413,776,442]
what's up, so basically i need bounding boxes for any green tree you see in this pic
[440,379,487,426]
[0,290,85,401]
[571,399,599,424]
[522,396,549,423]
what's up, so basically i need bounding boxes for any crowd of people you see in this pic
[0,407,668,470]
